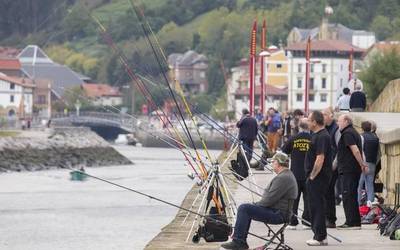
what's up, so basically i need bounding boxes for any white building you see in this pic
[286,40,364,111]
[0,73,34,117]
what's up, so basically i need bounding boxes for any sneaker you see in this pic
[306,239,328,246]
[286,225,297,230]
[301,225,311,230]
[337,224,361,230]
[221,240,249,250]
[326,222,336,228]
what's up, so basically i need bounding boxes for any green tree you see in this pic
[370,15,392,40]
[359,49,400,101]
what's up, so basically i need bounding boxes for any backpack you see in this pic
[229,152,249,181]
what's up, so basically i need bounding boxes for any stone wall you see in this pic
[0,127,131,172]
[350,113,400,205]
[370,79,400,112]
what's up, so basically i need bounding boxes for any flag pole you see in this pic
[260,19,266,115]
[304,37,311,115]
[249,20,257,116]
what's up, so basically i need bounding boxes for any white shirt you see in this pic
[336,95,351,110]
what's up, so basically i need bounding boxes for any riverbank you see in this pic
[0,127,131,172]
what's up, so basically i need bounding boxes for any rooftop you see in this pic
[286,39,365,53]
[235,85,287,96]
[0,73,34,88]
[0,58,21,70]
[82,83,122,98]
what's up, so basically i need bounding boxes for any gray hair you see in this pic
[299,118,309,131]
[342,114,353,125]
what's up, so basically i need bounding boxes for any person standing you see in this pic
[336,114,368,229]
[350,83,366,112]
[336,87,351,111]
[264,108,281,153]
[322,108,340,228]
[358,121,380,206]
[305,111,332,246]
[282,118,311,230]
[236,109,258,160]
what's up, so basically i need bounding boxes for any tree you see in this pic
[370,15,392,40]
[359,48,400,101]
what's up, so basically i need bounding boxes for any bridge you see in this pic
[51,112,138,133]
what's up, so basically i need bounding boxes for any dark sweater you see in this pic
[256,169,298,217]
[350,91,366,110]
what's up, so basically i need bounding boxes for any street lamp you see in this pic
[259,50,271,114]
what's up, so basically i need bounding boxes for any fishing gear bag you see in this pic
[230,152,249,181]
[193,206,231,242]
[192,184,232,243]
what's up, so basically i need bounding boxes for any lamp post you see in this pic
[259,50,271,114]
[75,99,81,116]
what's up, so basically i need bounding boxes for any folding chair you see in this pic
[257,200,295,250]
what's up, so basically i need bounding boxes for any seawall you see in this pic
[0,127,131,172]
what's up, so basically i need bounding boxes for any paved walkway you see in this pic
[232,167,400,250]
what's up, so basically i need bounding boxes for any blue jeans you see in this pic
[358,162,376,204]
[233,204,284,243]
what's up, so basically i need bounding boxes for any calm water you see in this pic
[0,145,221,250]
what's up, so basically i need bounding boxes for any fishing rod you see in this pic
[61,165,272,242]
[56,85,206,180]
[84,8,210,179]
[128,1,212,182]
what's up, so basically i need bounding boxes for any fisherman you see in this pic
[221,152,298,250]
[282,118,311,230]
[236,108,258,160]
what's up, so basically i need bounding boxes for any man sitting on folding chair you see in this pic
[221,152,298,250]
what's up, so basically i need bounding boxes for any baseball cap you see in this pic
[271,151,289,165]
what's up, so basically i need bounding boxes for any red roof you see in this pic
[235,84,287,96]
[0,47,21,58]
[0,58,21,70]
[286,39,365,53]
[0,73,34,87]
[82,83,122,98]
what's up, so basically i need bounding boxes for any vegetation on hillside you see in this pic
[2,0,400,113]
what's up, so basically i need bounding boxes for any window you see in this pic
[297,78,302,88]
[10,83,15,90]
[309,94,315,102]
[298,64,302,73]
[340,64,343,71]
[322,64,327,73]
[296,94,302,102]
[10,95,14,103]
[38,95,46,104]
[276,64,282,69]
[321,93,327,102]
[310,64,314,73]
[340,78,343,87]
[200,72,206,78]
[322,78,327,89]
[309,78,314,90]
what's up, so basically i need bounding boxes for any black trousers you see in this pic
[307,176,329,241]
[290,179,311,226]
[325,170,338,223]
[341,172,361,226]
[240,138,254,160]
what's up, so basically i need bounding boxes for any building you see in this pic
[286,39,364,111]
[363,41,400,65]
[168,50,208,94]
[0,73,34,117]
[287,6,375,49]
[0,58,24,77]
[82,83,123,106]
[228,52,288,119]
[17,45,85,99]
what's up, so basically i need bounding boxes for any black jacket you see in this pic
[237,115,258,141]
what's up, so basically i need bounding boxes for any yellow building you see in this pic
[261,47,288,89]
